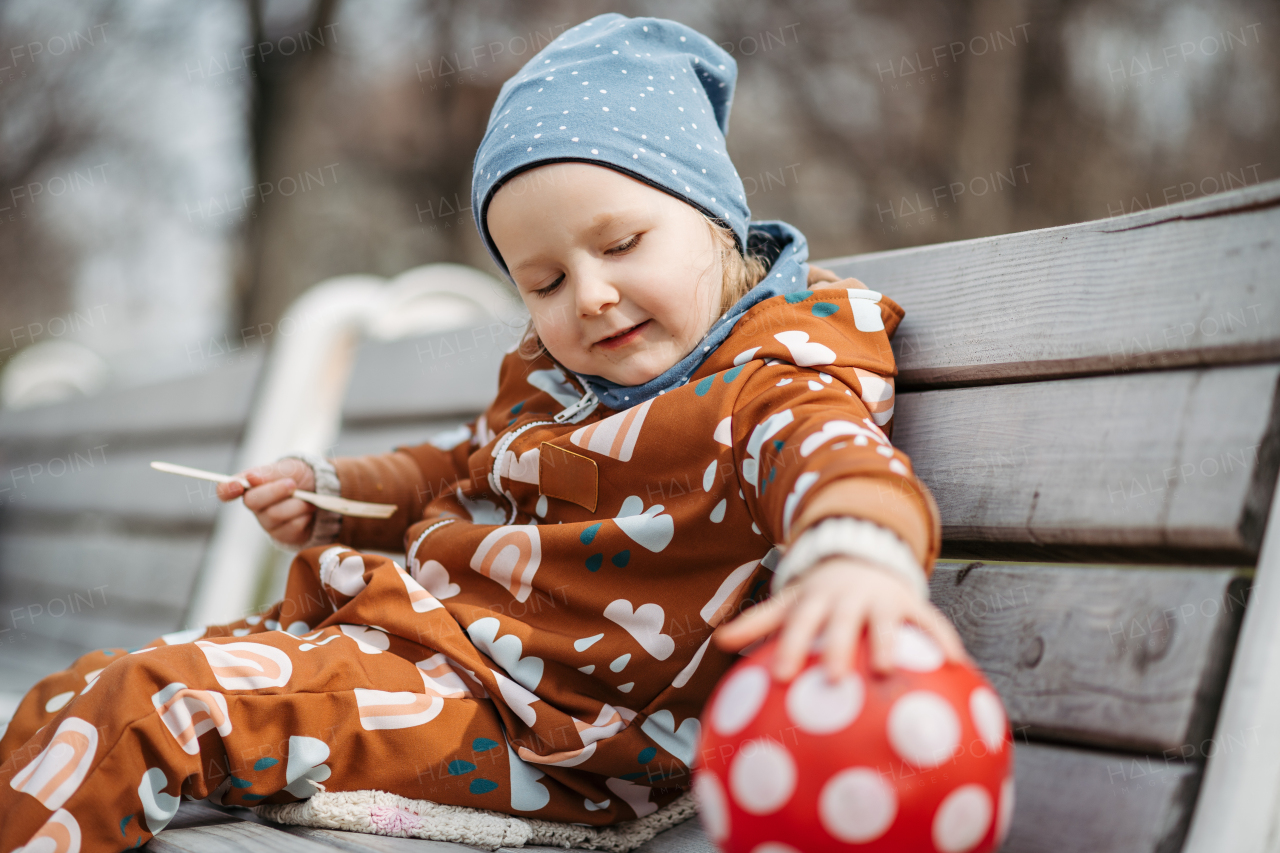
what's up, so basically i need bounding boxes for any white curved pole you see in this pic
[184,264,517,628]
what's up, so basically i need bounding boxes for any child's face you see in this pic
[488,162,723,387]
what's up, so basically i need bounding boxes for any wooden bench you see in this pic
[1,179,1277,852]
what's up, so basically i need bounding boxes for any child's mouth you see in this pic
[595,320,649,350]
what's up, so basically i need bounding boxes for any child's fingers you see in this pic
[820,595,868,681]
[773,593,830,681]
[271,513,313,545]
[913,605,972,665]
[215,479,244,501]
[260,496,316,532]
[867,607,903,675]
[242,478,298,514]
[714,595,787,651]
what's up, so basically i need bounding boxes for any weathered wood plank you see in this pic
[1001,742,1200,853]
[818,180,1280,389]
[162,802,263,831]
[144,815,334,852]
[0,443,237,523]
[929,561,1248,753]
[0,529,207,612]
[895,363,1280,562]
[0,350,262,445]
[340,324,516,424]
[334,420,474,459]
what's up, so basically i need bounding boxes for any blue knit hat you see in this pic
[471,13,751,279]
[470,12,811,410]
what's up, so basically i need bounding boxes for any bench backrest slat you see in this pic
[930,561,1246,754]
[0,351,263,445]
[820,181,1280,390]
[896,364,1280,563]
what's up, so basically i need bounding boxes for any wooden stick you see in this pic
[150,461,398,519]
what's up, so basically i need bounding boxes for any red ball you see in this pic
[693,626,1014,853]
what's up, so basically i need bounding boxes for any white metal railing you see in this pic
[184,263,521,628]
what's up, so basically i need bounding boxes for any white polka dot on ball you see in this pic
[693,772,730,841]
[750,844,802,853]
[995,776,1015,844]
[711,665,770,736]
[888,690,961,767]
[894,623,944,671]
[818,767,897,843]
[785,665,864,734]
[970,687,1007,753]
[932,784,993,852]
[730,739,797,814]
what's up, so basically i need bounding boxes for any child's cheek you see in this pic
[533,305,575,352]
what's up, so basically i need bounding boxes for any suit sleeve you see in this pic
[729,358,941,578]
[330,425,478,553]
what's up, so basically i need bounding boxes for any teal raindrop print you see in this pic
[638,747,657,763]
[241,793,266,801]
[253,757,278,771]
[695,376,714,396]
[611,550,631,568]
[511,401,525,414]
[581,523,601,545]
[586,553,604,572]
[230,776,252,788]
[723,365,745,383]
[473,737,500,752]
[448,760,477,775]
[812,302,839,317]
[784,290,813,304]
[119,816,131,836]
[470,779,499,795]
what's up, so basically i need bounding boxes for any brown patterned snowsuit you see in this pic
[0,270,939,853]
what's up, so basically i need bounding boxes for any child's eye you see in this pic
[533,275,564,298]
[609,233,643,254]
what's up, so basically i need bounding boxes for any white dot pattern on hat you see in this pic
[818,767,897,843]
[471,12,750,279]
[888,690,962,767]
[932,784,993,852]
[729,738,796,814]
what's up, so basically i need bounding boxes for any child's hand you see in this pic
[215,458,318,547]
[714,557,972,681]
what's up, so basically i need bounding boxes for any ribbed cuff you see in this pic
[773,516,929,600]
[278,451,343,551]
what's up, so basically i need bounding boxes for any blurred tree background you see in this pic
[0,0,1275,391]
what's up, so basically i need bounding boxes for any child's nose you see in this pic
[575,274,620,317]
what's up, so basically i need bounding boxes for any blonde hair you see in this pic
[518,215,771,362]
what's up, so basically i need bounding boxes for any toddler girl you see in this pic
[0,14,967,852]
